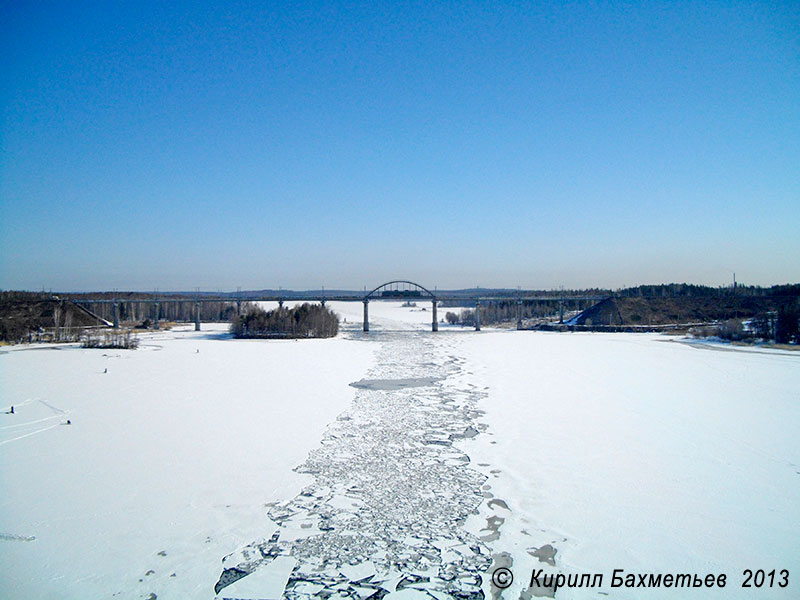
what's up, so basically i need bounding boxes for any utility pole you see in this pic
[113,287,120,329]
[153,287,160,330]
[195,287,201,330]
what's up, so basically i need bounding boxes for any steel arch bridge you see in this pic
[362,280,438,332]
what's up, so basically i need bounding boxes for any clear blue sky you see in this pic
[1,1,798,291]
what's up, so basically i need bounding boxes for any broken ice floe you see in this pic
[216,333,492,599]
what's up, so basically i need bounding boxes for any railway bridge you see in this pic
[67,281,606,333]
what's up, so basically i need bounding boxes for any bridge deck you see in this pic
[67,295,607,304]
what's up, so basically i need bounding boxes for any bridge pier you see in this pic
[516,299,522,330]
[474,301,481,331]
[154,302,160,330]
[113,302,120,329]
[278,299,284,308]
[363,299,369,332]
[195,302,201,331]
[320,299,326,307]
[236,300,242,316]
[431,300,438,332]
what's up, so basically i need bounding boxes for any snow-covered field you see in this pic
[1,302,798,599]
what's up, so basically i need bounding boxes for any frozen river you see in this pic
[1,301,799,599]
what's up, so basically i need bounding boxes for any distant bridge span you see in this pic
[66,281,607,332]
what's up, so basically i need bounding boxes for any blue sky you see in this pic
[1,1,798,291]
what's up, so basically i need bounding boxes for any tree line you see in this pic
[86,300,238,324]
[713,301,800,344]
[231,304,339,338]
[616,283,800,298]
[443,299,590,326]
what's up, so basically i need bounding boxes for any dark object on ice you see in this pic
[529,544,558,566]
[9,406,13,414]
[215,567,250,594]
[349,377,441,390]
[450,425,479,440]
[104,368,107,373]
[65,419,71,425]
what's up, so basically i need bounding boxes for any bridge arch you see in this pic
[362,280,438,332]
[364,280,437,301]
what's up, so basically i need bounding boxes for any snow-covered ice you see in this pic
[1,303,798,600]
[459,331,800,599]
[0,323,374,598]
